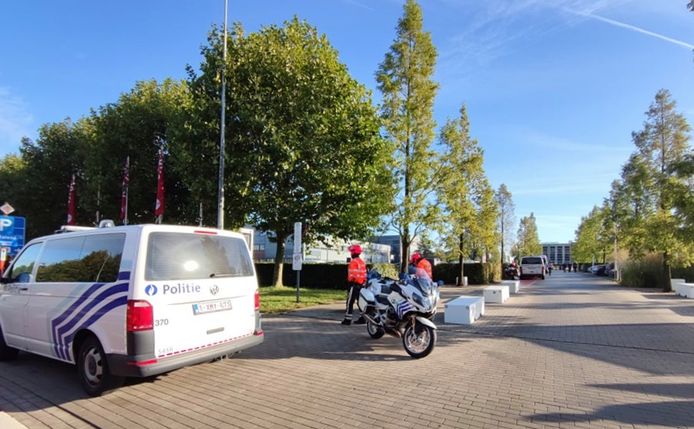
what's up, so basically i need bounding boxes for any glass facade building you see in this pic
[542,243,573,265]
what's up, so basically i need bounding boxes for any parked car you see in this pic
[596,265,608,276]
[0,222,264,396]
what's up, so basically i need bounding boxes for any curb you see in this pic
[0,412,27,429]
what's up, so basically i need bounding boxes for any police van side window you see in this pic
[79,234,125,283]
[146,233,254,281]
[36,234,125,283]
[7,243,42,283]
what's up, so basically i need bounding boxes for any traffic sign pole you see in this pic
[293,222,302,303]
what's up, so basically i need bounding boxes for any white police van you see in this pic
[0,223,263,396]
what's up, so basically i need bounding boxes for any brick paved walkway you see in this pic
[1,272,694,428]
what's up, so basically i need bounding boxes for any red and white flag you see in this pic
[154,148,165,222]
[120,156,130,225]
[66,174,76,225]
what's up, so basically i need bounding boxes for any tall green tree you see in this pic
[631,89,691,290]
[376,0,439,272]
[573,206,611,264]
[475,179,499,263]
[90,79,192,225]
[495,183,515,265]
[189,19,393,286]
[438,105,496,284]
[670,153,694,242]
[515,213,541,259]
[611,154,656,255]
[18,120,94,238]
[0,154,27,217]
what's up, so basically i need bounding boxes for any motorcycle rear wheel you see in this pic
[402,321,436,359]
[366,321,385,339]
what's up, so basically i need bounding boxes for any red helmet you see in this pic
[410,251,422,264]
[348,244,362,256]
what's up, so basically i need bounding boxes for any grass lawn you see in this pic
[259,286,345,314]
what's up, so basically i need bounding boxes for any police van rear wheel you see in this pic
[77,336,123,396]
[0,326,18,361]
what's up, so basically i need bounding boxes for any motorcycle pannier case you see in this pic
[357,288,376,313]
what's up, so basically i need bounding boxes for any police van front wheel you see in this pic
[77,336,123,396]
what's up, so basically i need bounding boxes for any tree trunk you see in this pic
[272,231,287,287]
[662,251,672,292]
[500,210,505,280]
[400,231,410,273]
[458,233,465,286]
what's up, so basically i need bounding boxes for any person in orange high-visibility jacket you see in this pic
[410,252,433,280]
[342,244,367,326]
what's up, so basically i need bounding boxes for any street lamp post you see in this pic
[217,0,228,230]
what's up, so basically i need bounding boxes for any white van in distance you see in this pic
[0,223,264,396]
[520,255,546,280]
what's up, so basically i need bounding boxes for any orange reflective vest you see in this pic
[416,258,433,280]
[347,257,367,285]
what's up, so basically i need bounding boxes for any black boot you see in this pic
[354,316,366,325]
[341,318,351,325]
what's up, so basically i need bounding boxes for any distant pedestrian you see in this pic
[341,244,367,326]
[548,263,553,276]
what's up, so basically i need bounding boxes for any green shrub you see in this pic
[432,263,495,285]
[620,254,664,289]
[672,265,694,282]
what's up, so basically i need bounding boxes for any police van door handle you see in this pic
[18,287,28,291]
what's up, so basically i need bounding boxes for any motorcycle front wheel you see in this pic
[402,321,436,359]
[367,321,385,339]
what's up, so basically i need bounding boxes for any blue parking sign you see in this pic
[0,216,26,256]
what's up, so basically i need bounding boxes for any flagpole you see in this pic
[217,0,228,230]
[154,140,165,224]
[123,156,129,225]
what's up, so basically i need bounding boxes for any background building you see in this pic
[372,234,421,265]
[542,242,573,265]
[253,231,391,264]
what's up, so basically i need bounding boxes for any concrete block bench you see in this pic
[675,282,694,298]
[501,280,520,294]
[484,285,509,304]
[444,295,485,325]
[672,278,686,296]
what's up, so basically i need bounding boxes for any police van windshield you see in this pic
[145,232,254,281]
[522,257,542,265]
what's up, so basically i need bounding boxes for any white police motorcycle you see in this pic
[357,268,441,358]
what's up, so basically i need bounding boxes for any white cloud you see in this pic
[338,0,376,12]
[0,87,34,154]
[437,0,636,75]
[523,131,632,153]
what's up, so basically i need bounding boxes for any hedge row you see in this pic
[255,261,498,288]
[432,263,499,285]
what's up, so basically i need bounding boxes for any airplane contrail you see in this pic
[573,10,694,50]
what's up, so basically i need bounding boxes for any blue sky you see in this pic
[1,0,693,243]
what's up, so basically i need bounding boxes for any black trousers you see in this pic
[344,282,363,318]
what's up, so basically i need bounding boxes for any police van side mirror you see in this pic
[0,276,9,284]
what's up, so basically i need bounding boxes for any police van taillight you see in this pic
[127,300,153,332]
[254,290,260,311]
